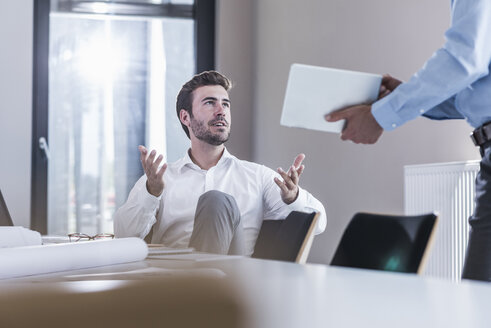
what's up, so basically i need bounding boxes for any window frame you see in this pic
[30,0,215,233]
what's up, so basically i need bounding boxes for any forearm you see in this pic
[113,176,159,239]
[373,0,491,130]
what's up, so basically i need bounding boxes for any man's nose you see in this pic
[214,103,226,115]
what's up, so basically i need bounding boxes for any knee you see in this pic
[198,190,237,209]
[199,190,229,202]
[197,191,240,223]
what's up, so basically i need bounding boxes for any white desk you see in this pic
[2,256,491,328]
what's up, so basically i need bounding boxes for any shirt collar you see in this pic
[177,147,234,173]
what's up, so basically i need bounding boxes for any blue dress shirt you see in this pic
[372,0,491,130]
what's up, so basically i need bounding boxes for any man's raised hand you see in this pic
[274,153,306,204]
[139,145,167,197]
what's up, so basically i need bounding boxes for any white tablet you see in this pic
[280,63,382,133]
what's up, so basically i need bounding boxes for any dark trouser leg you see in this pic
[462,141,491,281]
[188,190,245,255]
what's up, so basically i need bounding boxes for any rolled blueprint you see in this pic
[0,227,42,248]
[0,237,148,279]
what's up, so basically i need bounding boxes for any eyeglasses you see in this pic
[68,233,115,242]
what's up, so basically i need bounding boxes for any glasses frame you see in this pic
[68,233,115,242]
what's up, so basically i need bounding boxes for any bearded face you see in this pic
[189,114,230,146]
[185,85,232,146]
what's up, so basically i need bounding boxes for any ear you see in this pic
[179,109,191,127]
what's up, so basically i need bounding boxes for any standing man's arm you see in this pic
[113,146,167,239]
[326,0,491,143]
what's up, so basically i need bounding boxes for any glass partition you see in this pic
[47,11,194,235]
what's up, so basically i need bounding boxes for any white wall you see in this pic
[0,0,33,228]
[216,0,253,160]
[251,0,481,264]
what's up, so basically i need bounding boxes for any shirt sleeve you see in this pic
[422,96,465,121]
[372,0,491,130]
[261,166,327,234]
[113,175,160,239]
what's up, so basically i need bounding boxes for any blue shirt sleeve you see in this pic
[423,96,464,121]
[372,0,491,130]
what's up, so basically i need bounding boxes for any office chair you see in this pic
[330,212,438,274]
[252,211,320,264]
[0,189,14,226]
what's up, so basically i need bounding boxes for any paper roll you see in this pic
[0,237,148,280]
[0,227,42,248]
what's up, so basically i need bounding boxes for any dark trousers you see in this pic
[188,190,245,255]
[462,140,491,281]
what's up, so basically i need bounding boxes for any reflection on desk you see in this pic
[147,244,194,255]
[1,256,491,328]
[148,253,243,262]
[63,266,226,280]
[0,275,243,328]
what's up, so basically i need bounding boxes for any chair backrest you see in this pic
[330,212,438,274]
[0,190,14,226]
[252,211,320,264]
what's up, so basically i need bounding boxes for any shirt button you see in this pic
[419,109,425,113]
[392,123,397,128]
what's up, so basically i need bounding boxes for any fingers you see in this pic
[297,164,305,177]
[378,89,391,100]
[292,153,305,169]
[281,154,306,186]
[381,74,403,91]
[151,154,164,174]
[378,83,389,99]
[290,165,300,185]
[144,150,157,176]
[381,74,393,84]
[277,167,296,190]
[274,177,289,194]
[325,105,359,122]
[325,108,350,122]
[157,163,168,179]
[276,166,301,205]
[138,145,166,177]
[339,123,381,144]
[139,145,148,170]
[340,124,361,142]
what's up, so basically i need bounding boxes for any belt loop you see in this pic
[471,121,491,147]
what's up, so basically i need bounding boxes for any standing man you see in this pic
[115,71,326,256]
[326,0,491,281]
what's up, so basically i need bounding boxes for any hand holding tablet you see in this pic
[281,63,382,134]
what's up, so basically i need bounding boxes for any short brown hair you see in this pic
[176,71,232,138]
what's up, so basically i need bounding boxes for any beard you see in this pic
[190,117,230,146]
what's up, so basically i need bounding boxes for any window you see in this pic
[31,0,215,235]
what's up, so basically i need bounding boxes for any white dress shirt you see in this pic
[114,148,327,255]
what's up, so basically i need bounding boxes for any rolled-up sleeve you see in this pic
[113,175,160,239]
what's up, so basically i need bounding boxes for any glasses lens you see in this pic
[94,233,115,240]
[68,233,90,242]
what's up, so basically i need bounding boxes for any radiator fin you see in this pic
[404,161,479,281]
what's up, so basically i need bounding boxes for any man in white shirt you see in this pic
[114,71,326,255]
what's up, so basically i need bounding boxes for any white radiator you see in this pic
[404,161,480,281]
